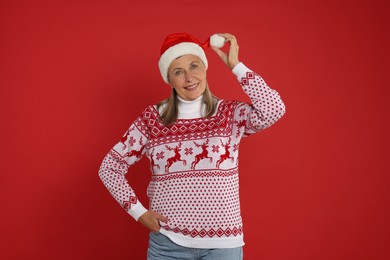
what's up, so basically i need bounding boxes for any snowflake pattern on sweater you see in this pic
[98,63,286,248]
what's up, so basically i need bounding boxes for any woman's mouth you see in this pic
[185,83,198,91]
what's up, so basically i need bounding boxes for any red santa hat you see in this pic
[158,33,225,84]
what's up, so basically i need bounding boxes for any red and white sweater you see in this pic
[98,63,286,249]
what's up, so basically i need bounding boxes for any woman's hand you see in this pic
[211,33,240,70]
[138,210,168,233]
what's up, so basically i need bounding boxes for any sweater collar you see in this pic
[177,95,204,118]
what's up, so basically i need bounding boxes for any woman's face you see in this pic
[168,54,207,101]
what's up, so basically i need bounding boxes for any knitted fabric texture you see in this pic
[98,63,286,249]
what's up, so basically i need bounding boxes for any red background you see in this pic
[1,0,389,259]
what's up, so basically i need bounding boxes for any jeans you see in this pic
[147,232,243,260]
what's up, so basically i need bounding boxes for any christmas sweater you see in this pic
[98,63,286,249]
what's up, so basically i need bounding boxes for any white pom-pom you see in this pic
[210,34,225,48]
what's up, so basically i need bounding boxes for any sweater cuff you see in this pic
[232,62,250,81]
[127,202,148,221]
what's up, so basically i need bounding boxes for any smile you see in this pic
[185,83,198,91]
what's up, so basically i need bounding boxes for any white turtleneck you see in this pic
[157,94,215,120]
[176,95,205,119]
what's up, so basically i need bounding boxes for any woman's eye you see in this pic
[174,70,183,76]
[191,64,198,69]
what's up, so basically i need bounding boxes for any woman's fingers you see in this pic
[217,33,238,48]
[154,212,168,224]
[211,46,228,63]
[211,33,240,69]
[139,210,167,233]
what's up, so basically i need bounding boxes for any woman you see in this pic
[99,32,286,259]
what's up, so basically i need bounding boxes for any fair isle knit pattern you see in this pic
[98,63,286,249]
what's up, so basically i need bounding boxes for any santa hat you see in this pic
[158,33,225,84]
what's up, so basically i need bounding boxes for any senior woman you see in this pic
[98,32,286,259]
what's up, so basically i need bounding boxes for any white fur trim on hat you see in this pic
[158,42,208,84]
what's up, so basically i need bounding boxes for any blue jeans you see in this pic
[147,232,243,260]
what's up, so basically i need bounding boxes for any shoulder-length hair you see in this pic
[156,84,219,126]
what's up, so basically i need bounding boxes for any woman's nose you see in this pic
[185,72,193,82]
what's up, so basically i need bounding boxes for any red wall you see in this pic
[1,0,389,259]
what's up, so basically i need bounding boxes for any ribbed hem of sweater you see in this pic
[159,228,245,249]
